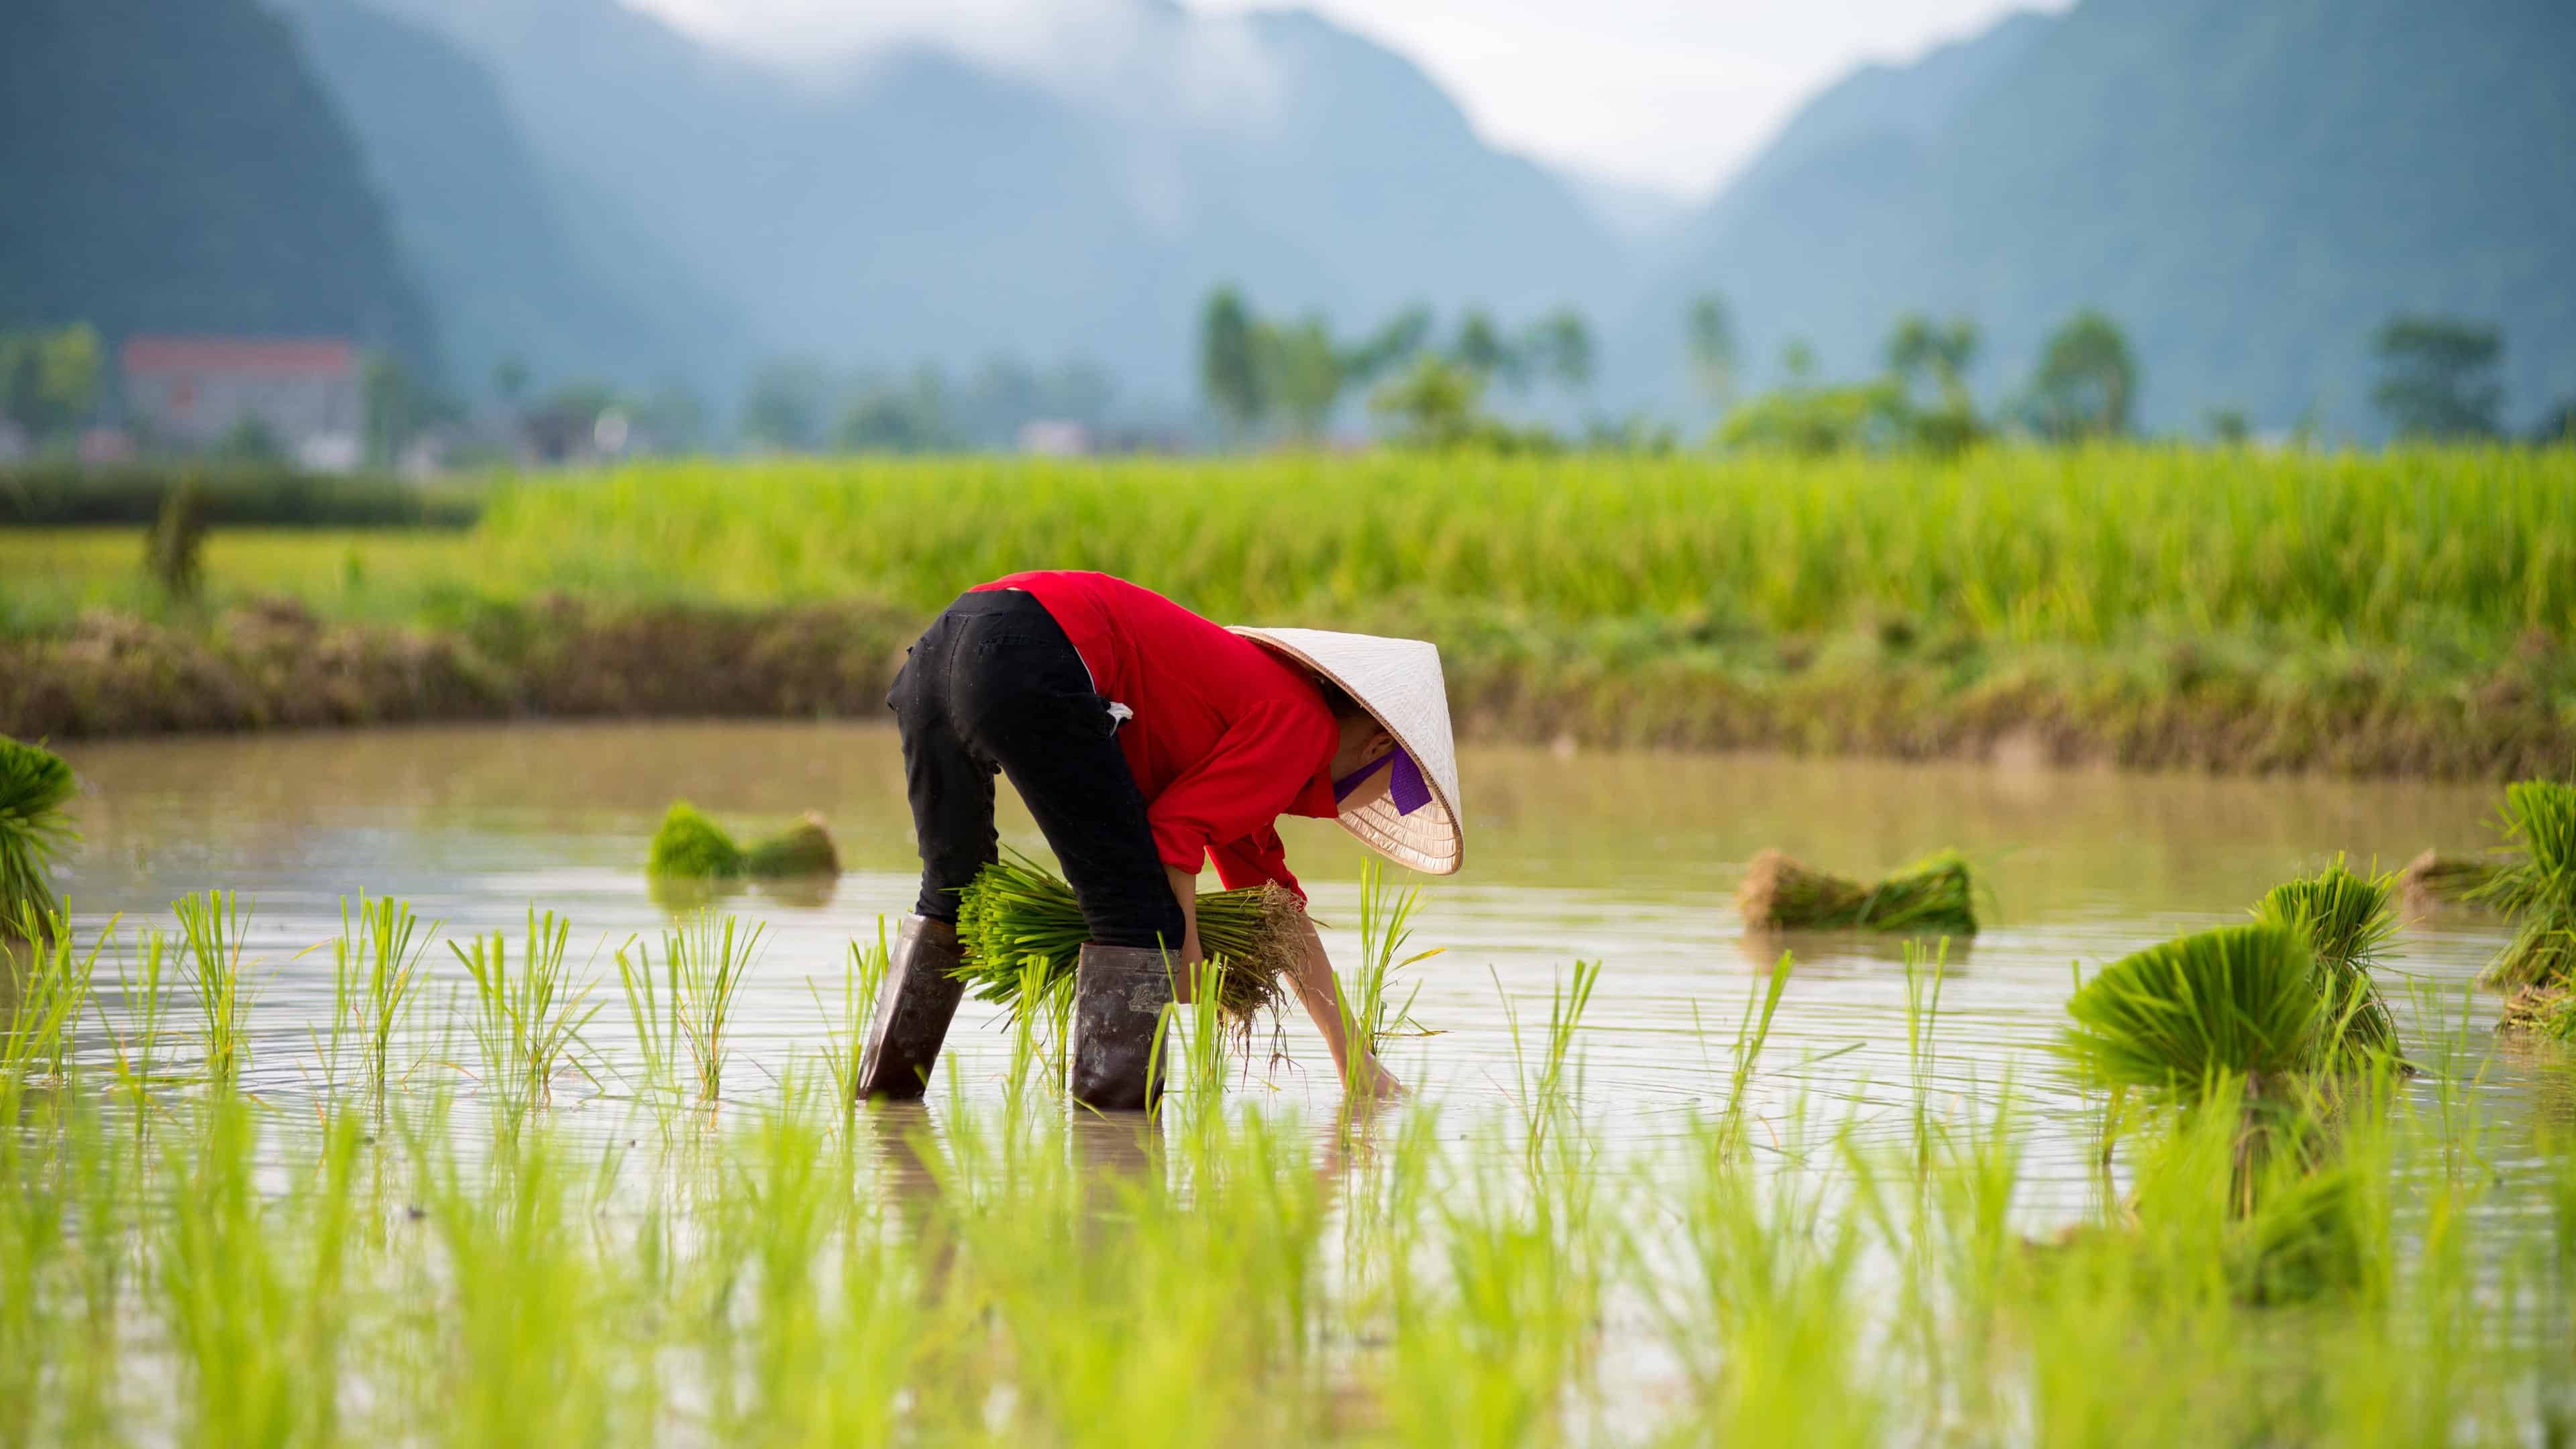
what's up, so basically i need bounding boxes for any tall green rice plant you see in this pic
[97,926,172,1108]
[1,908,106,1095]
[450,907,598,1125]
[2253,861,2406,1067]
[1340,857,1440,1094]
[327,894,433,1114]
[1500,959,1602,1171]
[0,739,76,928]
[172,890,256,1089]
[809,922,890,1116]
[663,910,763,1104]
[2474,780,2576,992]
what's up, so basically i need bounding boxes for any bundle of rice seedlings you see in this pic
[2471,780,2576,993]
[2497,982,2576,1040]
[2395,848,2500,914]
[2063,922,2323,1101]
[743,812,840,877]
[2252,861,2406,1069]
[0,739,77,930]
[953,851,1297,1027]
[647,801,840,880]
[1735,848,1979,935]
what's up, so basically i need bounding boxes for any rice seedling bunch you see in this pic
[953,852,1295,1026]
[741,812,839,877]
[648,801,839,880]
[2471,780,2576,993]
[1736,848,1978,935]
[2253,862,2404,1068]
[647,801,743,878]
[0,739,76,928]
[2396,849,2500,912]
[2063,922,2323,1100]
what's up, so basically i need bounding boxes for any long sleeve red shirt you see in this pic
[973,571,1340,898]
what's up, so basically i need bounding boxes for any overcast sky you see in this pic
[629,0,2066,199]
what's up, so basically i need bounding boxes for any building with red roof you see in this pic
[121,335,362,466]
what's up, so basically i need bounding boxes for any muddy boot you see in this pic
[1069,943,1174,1112]
[855,916,965,1101]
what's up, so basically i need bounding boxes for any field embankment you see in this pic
[4,447,2570,777]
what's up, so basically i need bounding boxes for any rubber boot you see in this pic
[1069,943,1173,1112]
[855,916,965,1100]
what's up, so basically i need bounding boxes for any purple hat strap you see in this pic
[1334,746,1434,817]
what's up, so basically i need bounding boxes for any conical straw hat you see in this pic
[1229,627,1464,875]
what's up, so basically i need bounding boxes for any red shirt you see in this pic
[973,571,1340,898]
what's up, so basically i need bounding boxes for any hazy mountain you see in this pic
[338,0,1626,405]
[271,0,749,402]
[0,0,436,370]
[1630,0,2576,436]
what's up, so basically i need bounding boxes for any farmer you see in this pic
[855,570,1464,1110]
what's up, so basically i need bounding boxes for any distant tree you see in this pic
[1341,306,1432,386]
[1885,314,1978,409]
[0,323,103,441]
[739,359,834,452]
[2370,315,2502,439]
[1369,355,1486,449]
[836,367,951,454]
[1199,287,1267,439]
[1368,355,1558,455]
[1261,315,1346,442]
[1884,313,1983,454]
[1684,295,1738,413]
[2024,309,2138,440]
[1521,308,1595,394]
[1719,378,1909,457]
[1450,310,1525,389]
[1780,338,1818,382]
[2204,407,2251,445]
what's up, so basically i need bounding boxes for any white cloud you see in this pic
[623,0,2069,199]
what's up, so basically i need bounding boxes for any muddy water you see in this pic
[50,721,2535,1191]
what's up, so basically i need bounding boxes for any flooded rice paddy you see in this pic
[21,721,2576,1445]
[50,721,2527,1159]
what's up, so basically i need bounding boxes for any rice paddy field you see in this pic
[9,720,2576,1444]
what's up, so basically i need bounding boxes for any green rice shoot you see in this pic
[0,738,77,929]
[953,849,1297,1028]
[1735,847,1979,935]
[2252,860,2406,1069]
[2472,780,2576,994]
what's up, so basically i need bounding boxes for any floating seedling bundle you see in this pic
[953,852,1299,1026]
[1,739,76,932]
[2471,783,2576,1027]
[1735,848,1979,935]
[2396,849,2500,913]
[646,802,841,880]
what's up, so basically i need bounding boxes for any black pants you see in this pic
[888,590,1186,951]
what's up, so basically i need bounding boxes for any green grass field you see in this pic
[5,447,2571,770]
[7,445,2569,639]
